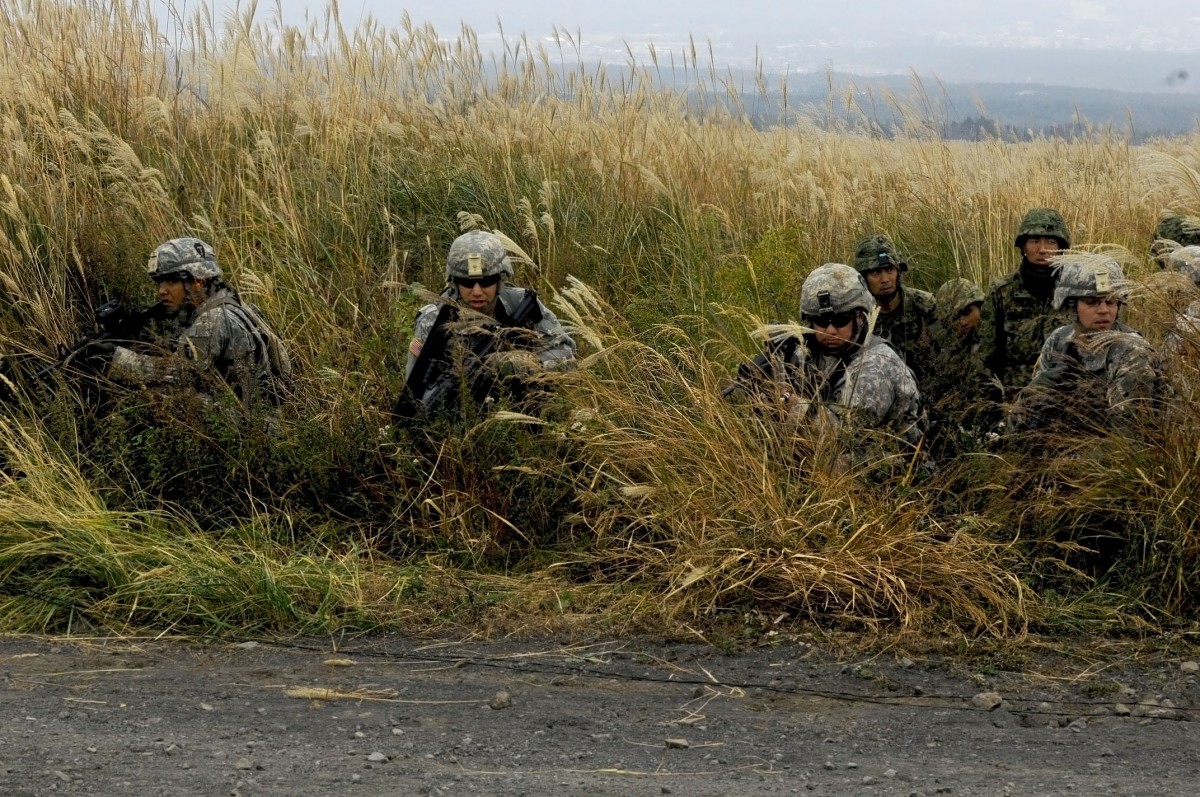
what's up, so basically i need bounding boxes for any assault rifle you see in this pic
[32,298,165,381]
[395,289,545,422]
[721,334,801,398]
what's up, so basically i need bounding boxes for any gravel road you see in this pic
[2,634,1199,796]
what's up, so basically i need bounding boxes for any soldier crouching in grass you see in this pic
[395,230,576,427]
[101,237,291,415]
[726,262,929,475]
[1007,255,1164,439]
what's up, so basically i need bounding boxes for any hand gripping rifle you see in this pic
[32,298,164,381]
[721,334,801,399]
[395,289,545,421]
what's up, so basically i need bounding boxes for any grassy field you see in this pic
[1,0,1199,642]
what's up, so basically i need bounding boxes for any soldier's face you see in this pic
[864,265,899,302]
[810,312,861,353]
[952,303,982,338]
[1022,236,1061,268]
[1075,296,1120,332]
[156,276,206,312]
[455,275,501,315]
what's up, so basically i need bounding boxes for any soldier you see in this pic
[731,262,926,454]
[925,278,1001,455]
[1007,256,1163,436]
[1150,213,1200,266]
[851,234,938,383]
[398,230,576,422]
[982,207,1074,394]
[104,237,290,408]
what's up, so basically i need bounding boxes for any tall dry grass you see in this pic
[0,0,1198,637]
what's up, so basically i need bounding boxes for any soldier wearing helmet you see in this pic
[730,262,926,453]
[398,230,576,422]
[105,237,289,407]
[982,208,1074,394]
[1007,255,1162,435]
[924,278,1001,456]
[1151,214,1200,266]
[851,234,938,382]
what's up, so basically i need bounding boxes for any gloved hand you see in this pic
[487,351,540,379]
[80,339,117,370]
[1028,360,1073,390]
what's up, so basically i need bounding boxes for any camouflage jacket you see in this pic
[872,286,938,382]
[779,333,927,448]
[1007,322,1164,434]
[109,287,276,404]
[982,263,1070,392]
[923,323,1003,446]
[404,284,576,383]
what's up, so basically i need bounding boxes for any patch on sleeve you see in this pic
[409,338,423,358]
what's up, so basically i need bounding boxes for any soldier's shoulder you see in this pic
[908,287,936,310]
[988,270,1022,297]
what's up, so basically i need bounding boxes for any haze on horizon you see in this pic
[179,1,1200,93]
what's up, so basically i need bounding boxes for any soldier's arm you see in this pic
[531,299,577,368]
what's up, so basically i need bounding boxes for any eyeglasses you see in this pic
[453,274,502,289]
[803,312,858,329]
[1077,296,1120,308]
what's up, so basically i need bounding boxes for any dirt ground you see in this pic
[2,633,1199,796]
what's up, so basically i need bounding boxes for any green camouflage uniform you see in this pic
[982,208,1072,392]
[873,286,938,383]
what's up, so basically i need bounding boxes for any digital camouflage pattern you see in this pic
[799,263,873,317]
[873,286,938,379]
[1014,208,1070,249]
[984,211,1075,391]
[924,308,1002,457]
[934,278,985,328]
[1152,215,1200,261]
[1052,255,1129,310]
[1164,245,1200,286]
[852,235,904,274]
[776,333,926,449]
[146,238,222,280]
[405,284,576,382]
[1007,322,1163,434]
[109,286,277,404]
[444,231,515,281]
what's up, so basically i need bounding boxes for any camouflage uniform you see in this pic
[982,208,1072,392]
[400,231,576,420]
[1151,214,1200,263]
[740,263,927,451]
[1008,323,1163,434]
[1008,256,1163,434]
[924,279,1001,453]
[405,284,576,382]
[851,235,938,383]
[778,333,926,448]
[109,239,281,406]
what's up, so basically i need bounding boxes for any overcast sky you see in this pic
[165,1,1200,91]
[262,1,1200,51]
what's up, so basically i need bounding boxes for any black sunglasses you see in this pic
[803,312,858,329]
[453,274,502,289]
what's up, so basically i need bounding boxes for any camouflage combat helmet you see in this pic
[1052,255,1128,310]
[1014,208,1070,250]
[801,263,874,318]
[146,237,221,281]
[445,231,514,282]
[852,234,907,273]
[1152,215,1200,261]
[934,278,985,326]
[1165,245,1200,286]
